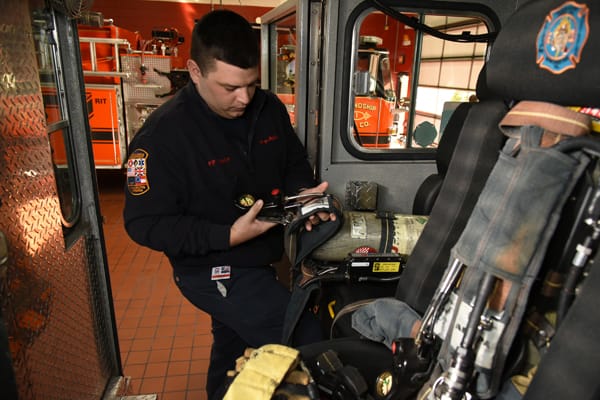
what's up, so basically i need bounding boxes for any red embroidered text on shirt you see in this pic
[207,156,231,167]
[259,135,279,145]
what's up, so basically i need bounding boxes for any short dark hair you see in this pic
[190,10,259,74]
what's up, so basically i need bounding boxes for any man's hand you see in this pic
[299,181,337,231]
[230,199,277,246]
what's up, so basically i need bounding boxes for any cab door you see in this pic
[0,2,124,397]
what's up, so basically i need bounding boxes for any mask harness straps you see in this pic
[281,195,344,346]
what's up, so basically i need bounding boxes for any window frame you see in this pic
[339,2,498,161]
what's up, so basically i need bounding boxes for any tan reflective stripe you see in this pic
[508,110,589,131]
[500,100,591,138]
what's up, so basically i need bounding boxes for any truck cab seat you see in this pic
[412,65,493,216]
[412,102,473,215]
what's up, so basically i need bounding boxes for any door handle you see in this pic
[0,231,8,276]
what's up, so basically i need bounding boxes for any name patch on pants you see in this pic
[211,266,231,280]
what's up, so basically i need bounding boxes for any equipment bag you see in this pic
[417,101,592,399]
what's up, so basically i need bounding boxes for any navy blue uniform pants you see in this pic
[173,265,322,399]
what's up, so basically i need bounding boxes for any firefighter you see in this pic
[123,10,334,400]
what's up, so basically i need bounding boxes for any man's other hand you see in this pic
[299,181,337,231]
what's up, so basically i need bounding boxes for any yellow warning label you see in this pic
[373,262,400,273]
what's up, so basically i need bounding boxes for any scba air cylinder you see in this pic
[310,211,428,262]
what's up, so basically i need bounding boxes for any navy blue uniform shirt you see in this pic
[123,81,315,272]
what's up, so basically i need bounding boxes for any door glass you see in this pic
[32,7,81,229]
[267,12,297,127]
[353,35,398,148]
[349,9,489,153]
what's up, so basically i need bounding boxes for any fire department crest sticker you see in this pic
[127,148,150,195]
[536,1,589,74]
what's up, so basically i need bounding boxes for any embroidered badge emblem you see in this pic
[127,149,150,195]
[536,1,589,74]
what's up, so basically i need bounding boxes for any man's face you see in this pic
[188,58,259,119]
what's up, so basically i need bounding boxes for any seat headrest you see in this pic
[475,64,492,101]
[486,0,599,107]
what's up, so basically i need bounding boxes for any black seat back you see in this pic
[397,98,507,314]
[412,66,492,216]
[412,102,473,215]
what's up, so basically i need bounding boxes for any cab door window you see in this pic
[415,16,488,145]
[32,7,81,233]
[348,9,490,155]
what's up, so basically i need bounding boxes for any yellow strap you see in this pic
[328,300,337,319]
[223,344,300,400]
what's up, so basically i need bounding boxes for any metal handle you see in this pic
[0,231,8,278]
[416,258,464,347]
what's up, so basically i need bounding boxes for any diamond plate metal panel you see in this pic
[0,1,115,398]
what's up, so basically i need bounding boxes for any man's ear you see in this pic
[187,59,201,82]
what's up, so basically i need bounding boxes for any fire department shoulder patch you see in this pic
[127,148,150,195]
[536,1,589,74]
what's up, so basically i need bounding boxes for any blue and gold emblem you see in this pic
[536,1,589,74]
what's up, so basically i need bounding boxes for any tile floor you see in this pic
[97,171,212,400]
